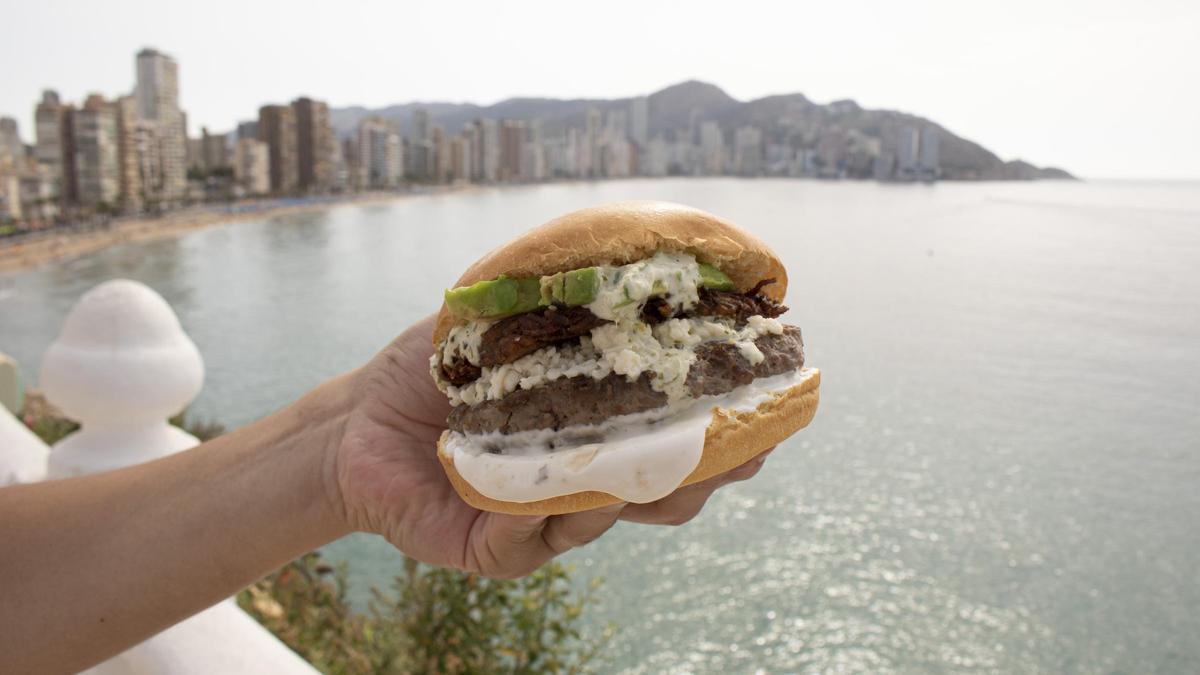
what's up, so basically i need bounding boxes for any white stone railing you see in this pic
[0,280,317,674]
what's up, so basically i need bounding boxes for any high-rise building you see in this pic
[629,97,649,149]
[200,127,230,172]
[72,95,120,208]
[34,90,65,194]
[919,125,940,180]
[59,105,79,205]
[292,97,334,192]
[114,96,142,212]
[135,48,187,203]
[356,116,402,188]
[478,118,499,182]
[431,125,448,183]
[521,120,545,182]
[258,104,299,193]
[233,138,270,196]
[499,119,525,181]
[0,117,21,168]
[186,137,205,172]
[585,108,602,178]
[895,126,919,180]
[733,125,764,176]
[699,121,725,175]
[448,134,471,183]
[0,171,20,221]
[236,120,259,142]
[412,109,431,144]
[644,136,669,177]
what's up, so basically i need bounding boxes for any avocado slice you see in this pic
[447,262,736,319]
[540,267,601,306]
[444,275,542,319]
[698,263,735,291]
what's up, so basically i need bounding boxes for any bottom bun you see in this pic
[436,369,820,515]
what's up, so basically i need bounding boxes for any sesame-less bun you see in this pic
[436,370,820,515]
[433,201,787,345]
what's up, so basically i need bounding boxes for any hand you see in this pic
[334,314,772,578]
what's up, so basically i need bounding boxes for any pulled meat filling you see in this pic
[440,286,787,386]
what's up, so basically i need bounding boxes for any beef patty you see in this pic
[447,327,804,435]
[440,288,789,386]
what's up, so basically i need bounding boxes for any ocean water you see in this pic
[2,178,1198,673]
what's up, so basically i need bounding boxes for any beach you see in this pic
[0,189,455,273]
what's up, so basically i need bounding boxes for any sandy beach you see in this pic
[0,190,445,273]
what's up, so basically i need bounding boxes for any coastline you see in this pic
[0,188,462,274]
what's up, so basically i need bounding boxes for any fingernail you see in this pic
[598,502,627,514]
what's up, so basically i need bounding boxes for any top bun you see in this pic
[434,201,787,344]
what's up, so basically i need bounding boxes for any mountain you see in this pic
[331,80,1073,181]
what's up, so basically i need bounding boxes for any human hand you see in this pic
[334,314,772,578]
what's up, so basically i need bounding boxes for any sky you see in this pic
[2,0,1198,180]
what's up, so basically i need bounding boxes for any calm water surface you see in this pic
[3,179,1199,673]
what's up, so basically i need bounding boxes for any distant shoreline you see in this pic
[0,188,467,274]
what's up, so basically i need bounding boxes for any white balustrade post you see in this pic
[39,279,205,478]
[33,280,317,675]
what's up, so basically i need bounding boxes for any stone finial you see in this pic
[40,280,205,479]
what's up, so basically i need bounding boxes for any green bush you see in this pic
[239,553,613,674]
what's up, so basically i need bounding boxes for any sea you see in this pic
[2,178,1198,673]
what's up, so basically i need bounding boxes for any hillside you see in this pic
[331,81,1073,181]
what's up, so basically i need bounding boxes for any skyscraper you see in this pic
[630,96,649,149]
[431,124,448,182]
[135,48,187,203]
[895,126,919,180]
[258,105,299,193]
[200,127,230,172]
[233,138,270,196]
[699,121,725,175]
[292,97,334,192]
[0,117,21,168]
[583,107,600,177]
[412,109,431,144]
[919,125,940,180]
[72,95,120,208]
[733,125,764,176]
[34,90,65,194]
[478,118,499,182]
[357,116,402,188]
[114,96,142,212]
[499,119,525,181]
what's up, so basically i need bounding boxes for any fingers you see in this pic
[467,503,626,579]
[619,447,774,526]
[541,502,625,554]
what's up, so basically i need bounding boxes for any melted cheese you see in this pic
[446,368,816,504]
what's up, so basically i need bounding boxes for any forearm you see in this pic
[0,373,355,673]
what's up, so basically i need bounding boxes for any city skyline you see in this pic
[1,0,1197,181]
[3,45,980,226]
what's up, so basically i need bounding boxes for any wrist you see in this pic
[225,371,357,553]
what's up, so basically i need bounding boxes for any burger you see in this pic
[431,201,820,515]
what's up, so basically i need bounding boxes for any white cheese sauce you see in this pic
[586,251,703,322]
[437,314,784,406]
[446,368,816,504]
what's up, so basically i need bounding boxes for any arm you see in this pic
[0,375,351,673]
[0,315,771,673]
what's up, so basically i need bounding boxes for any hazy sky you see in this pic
[2,0,1197,179]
